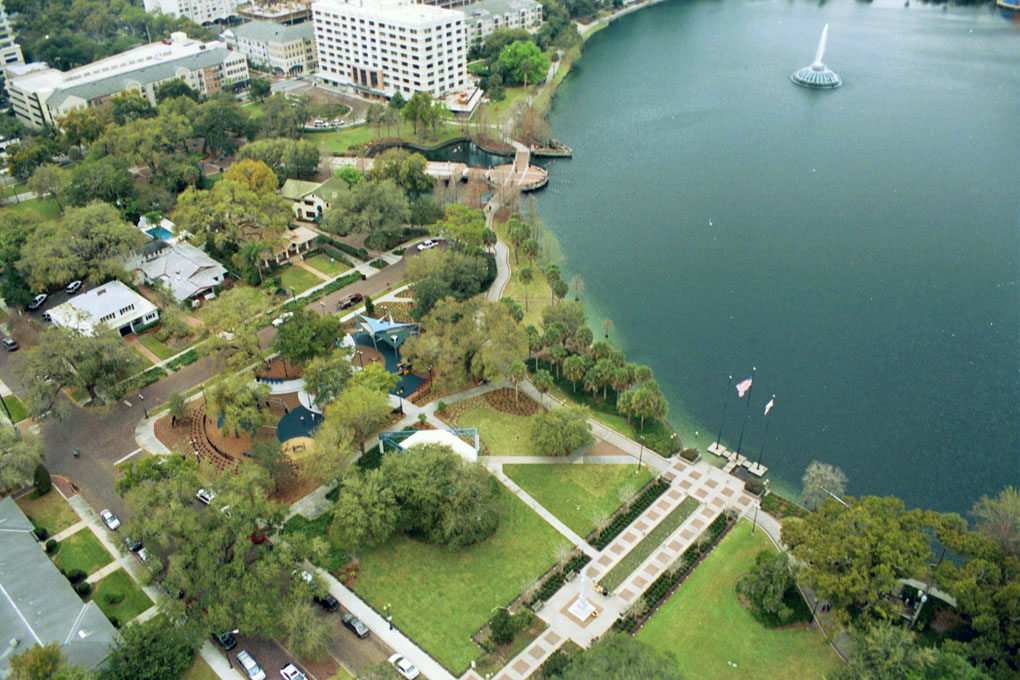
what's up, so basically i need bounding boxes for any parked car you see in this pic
[388,654,420,680]
[136,548,149,562]
[99,509,120,530]
[336,292,363,310]
[213,631,236,651]
[65,280,82,295]
[416,239,438,252]
[1,338,18,352]
[196,488,216,505]
[27,293,46,310]
[122,536,142,552]
[235,651,266,680]
[272,312,294,327]
[292,569,313,584]
[342,612,370,639]
[280,664,308,680]
[313,593,339,612]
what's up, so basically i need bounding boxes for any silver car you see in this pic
[99,509,120,531]
[280,664,308,680]
[235,650,266,680]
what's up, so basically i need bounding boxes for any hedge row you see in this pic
[165,349,199,371]
[134,366,167,388]
[529,551,591,606]
[590,478,670,550]
[369,259,388,269]
[282,270,364,312]
[317,235,368,261]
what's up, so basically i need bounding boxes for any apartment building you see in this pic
[312,0,467,100]
[223,20,317,74]
[462,0,542,45]
[143,0,243,25]
[4,33,248,129]
[0,0,23,67]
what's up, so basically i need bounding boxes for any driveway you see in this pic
[328,608,393,676]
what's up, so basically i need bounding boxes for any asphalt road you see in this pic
[328,609,393,676]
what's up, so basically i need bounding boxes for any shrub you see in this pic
[165,349,198,371]
[590,478,669,550]
[364,295,375,316]
[436,400,447,413]
[680,447,699,462]
[369,258,388,269]
[744,478,765,496]
[33,526,48,541]
[541,650,570,679]
[67,569,87,584]
[490,608,515,645]
[33,464,52,496]
[109,616,120,628]
[45,539,58,554]
[104,591,126,605]
[75,581,92,597]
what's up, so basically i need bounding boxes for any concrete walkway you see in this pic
[292,258,332,282]
[126,335,162,365]
[486,239,511,302]
[51,519,87,542]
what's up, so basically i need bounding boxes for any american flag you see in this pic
[735,376,753,398]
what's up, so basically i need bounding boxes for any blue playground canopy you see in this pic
[356,314,418,350]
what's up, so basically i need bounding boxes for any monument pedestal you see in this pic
[567,596,596,621]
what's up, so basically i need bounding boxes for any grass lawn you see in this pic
[7,197,60,220]
[52,529,114,575]
[354,486,569,674]
[181,658,220,680]
[16,491,78,535]
[503,464,653,537]
[93,569,154,623]
[128,344,155,370]
[637,521,843,680]
[4,394,28,423]
[456,407,539,457]
[280,264,322,295]
[601,496,699,591]
[137,333,179,361]
[302,120,463,155]
[305,253,351,278]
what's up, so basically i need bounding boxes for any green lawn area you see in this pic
[16,491,78,536]
[493,219,553,328]
[354,485,569,675]
[279,264,322,295]
[128,344,155,370]
[7,197,61,220]
[137,333,179,361]
[456,407,539,457]
[52,528,114,575]
[302,120,463,155]
[181,658,220,680]
[601,496,699,591]
[637,521,843,680]
[4,394,28,423]
[485,86,534,127]
[93,569,154,624]
[503,464,653,537]
[305,253,351,278]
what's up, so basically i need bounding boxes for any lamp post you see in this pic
[397,387,404,415]
[356,350,364,368]
[635,435,645,473]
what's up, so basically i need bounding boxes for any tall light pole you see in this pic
[635,435,645,473]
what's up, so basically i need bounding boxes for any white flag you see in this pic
[763,397,775,416]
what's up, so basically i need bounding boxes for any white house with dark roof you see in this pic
[131,241,227,303]
[0,498,118,677]
[47,281,159,336]
[222,20,317,74]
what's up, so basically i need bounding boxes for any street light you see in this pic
[636,435,645,473]
[356,350,364,368]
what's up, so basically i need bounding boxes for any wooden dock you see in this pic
[707,441,768,477]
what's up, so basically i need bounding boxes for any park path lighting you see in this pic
[636,435,645,473]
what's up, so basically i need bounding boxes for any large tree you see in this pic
[970,485,1020,557]
[530,405,593,456]
[16,327,141,416]
[558,634,682,680]
[321,178,408,238]
[0,428,45,494]
[328,467,399,549]
[202,287,272,370]
[223,159,279,196]
[404,248,490,317]
[321,383,391,454]
[736,549,799,626]
[65,157,136,208]
[369,148,432,197]
[432,203,484,249]
[19,202,145,290]
[783,495,936,621]
[302,350,353,409]
[236,138,320,180]
[203,373,272,437]
[27,164,68,212]
[102,617,197,680]
[174,179,290,254]
[191,93,249,155]
[498,40,550,87]
[801,460,849,510]
[270,310,345,377]
[347,362,399,395]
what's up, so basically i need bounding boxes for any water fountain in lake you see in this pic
[791,24,842,89]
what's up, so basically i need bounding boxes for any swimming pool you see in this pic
[146,226,173,240]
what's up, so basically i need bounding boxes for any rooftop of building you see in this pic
[463,0,541,18]
[225,19,314,44]
[136,241,227,301]
[47,280,158,333]
[312,0,465,26]
[0,498,118,677]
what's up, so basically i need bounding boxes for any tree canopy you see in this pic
[530,405,593,456]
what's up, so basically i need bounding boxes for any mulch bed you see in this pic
[374,302,414,323]
[153,412,191,453]
[256,357,303,381]
[483,387,541,417]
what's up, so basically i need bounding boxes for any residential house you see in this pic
[280,176,348,221]
[132,241,228,303]
[47,281,159,336]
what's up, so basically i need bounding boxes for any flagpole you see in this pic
[756,418,770,468]
[734,373,755,457]
[713,376,733,452]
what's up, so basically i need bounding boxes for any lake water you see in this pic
[537,0,1020,513]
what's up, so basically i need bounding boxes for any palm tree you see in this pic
[507,360,525,406]
[237,239,271,283]
[518,266,533,313]
[563,355,586,393]
[533,369,553,406]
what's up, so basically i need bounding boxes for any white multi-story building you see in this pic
[0,0,23,68]
[312,0,468,100]
[143,0,242,25]
[4,33,248,129]
[462,0,541,45]
[223,20,316,74]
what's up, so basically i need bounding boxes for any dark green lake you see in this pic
[537,0,1020,513]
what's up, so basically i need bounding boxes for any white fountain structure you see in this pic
[567,570,597,621]
[791,24,842,89]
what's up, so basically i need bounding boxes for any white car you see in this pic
[416,239,438,252]
[389,654,420,680]
[280,664,308,680]
[272,312,294,328]
[65,280,82,295]
[196,488,216,505]
[292,569,313,584]
[136,548,149,562]
[99,509,120,531]
[27,293,47,310]
[235,650,266,680]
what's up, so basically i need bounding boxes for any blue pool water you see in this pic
[146,227,173,240]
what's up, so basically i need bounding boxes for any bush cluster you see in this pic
[165,349,199,371]
[317,235,368,261]
[33,526,48,541]
[67,569,87,584]
[45,539,58,554]
[369,259,388,270]
[75,581,92,598]
[680,448,699,462]
[104,591,126,605]
[33,464,52,496]
[530,552,591,605]
[489,607,533,645]
[590,479,669,550]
